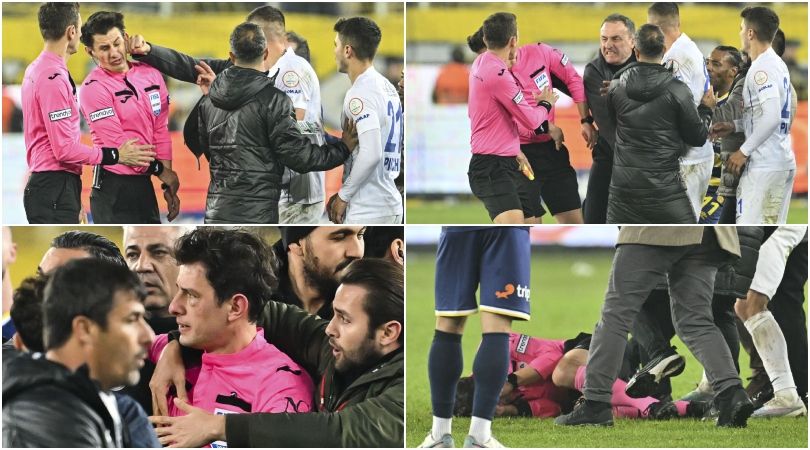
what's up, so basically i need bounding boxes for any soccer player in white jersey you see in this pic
[327,17,403,224]
[648,3,714,222]
[247,6,326,224]
[712,6,795,224]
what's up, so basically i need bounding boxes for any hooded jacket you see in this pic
[224,300,403,447]
[2,349,122,447]
[606,62,713,224]
[197,66,349,223]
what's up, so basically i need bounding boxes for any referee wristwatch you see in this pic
[580,115,595,125]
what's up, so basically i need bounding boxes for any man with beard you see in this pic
[148,258,403,447]
[270,226,365,319]
[3,259,155,447]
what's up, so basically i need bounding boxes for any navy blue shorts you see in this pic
[435,226,531,320]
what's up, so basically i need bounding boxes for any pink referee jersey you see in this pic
[468,51,549,157]
[149,328,314,443]
[507,333,570,417]
[22,51,102,175]
[79,61,171,176]
[511,43,586,144]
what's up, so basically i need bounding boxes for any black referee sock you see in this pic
[472,332,510,420]
[428,330,464,418]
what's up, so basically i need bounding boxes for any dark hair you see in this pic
[454,376,475,416]
[467,26,486,53]
[38,2,79,41]
[741,6,779,44]
[79,11,124,48]
[772,28,786,57]
[287,31,311,62]
[451,46,465,64]
[482,12,517,50]
[648,2,679,20]
[43,258,146,350]
[339,258,403,345]
[51,231,126,267]
[363,226,404,259]
[246,5,285,28]
[174,228,276,323]
[602,13,636,35]
[635,24,665,59]
[334,17,382,61]
[230,22,267,65]
[714,45,743,70]
[10,275,50,353]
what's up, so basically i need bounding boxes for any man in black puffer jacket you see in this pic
[198,23,354,223]
[606,24,714,224]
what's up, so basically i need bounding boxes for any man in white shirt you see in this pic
[327,17,403,224]
[712,6,795,224]
[648,2,714,222]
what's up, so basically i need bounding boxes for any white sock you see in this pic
[744,310,797,394]
[431,416,451,440]
[468,416,492,444]
[697,370,712,393]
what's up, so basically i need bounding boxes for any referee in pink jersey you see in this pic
[466,12,557,224]
[21,3,155,224]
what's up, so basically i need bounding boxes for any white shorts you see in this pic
[680,159,713,224]
[278,201,325,224]
[736,169,794,224]
[343,213,402,224]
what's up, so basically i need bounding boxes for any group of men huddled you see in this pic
[22,3,403,225]
[466,3,797,225]
[2,225,404,447]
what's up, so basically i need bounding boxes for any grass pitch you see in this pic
[406,197,809,224]
[405,248,809,447]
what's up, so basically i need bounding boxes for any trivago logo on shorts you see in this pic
[495,283,530,301]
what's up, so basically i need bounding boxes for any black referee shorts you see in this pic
[23,171,81,224]
[518,140,582,217]
[468,153,531,220]
[90,170,160,224]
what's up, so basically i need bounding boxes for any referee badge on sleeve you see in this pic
[512,91,524,104]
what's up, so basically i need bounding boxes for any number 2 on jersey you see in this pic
[780,77,791,135]
[384,100,402,178]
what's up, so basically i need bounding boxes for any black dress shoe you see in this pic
[625,347,686,399]
[685,400,711,419]
[716,387,754,428]
[646,401,678,420]
[555,399,614,426]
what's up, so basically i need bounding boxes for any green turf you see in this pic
[406,197,809,224]
[405,249,809,448]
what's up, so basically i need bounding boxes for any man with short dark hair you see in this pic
[712,6,795,224]
[605,23,715,223]
[327,17,403,224]
[582,14,637,224]
[648,3,715,222]
[148,258,404,447]
[3,258,155,447]
[39,230,125,274]
[79,10,180,224]
[194,22,354,223]
[21,3,155,224]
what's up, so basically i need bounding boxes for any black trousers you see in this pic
[583,138,612,224]
[90,170,160,224]
[23,171,81,224]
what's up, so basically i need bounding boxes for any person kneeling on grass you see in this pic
[453,332,709,420]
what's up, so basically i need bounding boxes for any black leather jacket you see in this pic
[606,62,712,224]
[198,66,349,223]
[2,350,121,447]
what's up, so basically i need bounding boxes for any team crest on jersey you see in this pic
[754,71,768,85]
[516,334,530,354]
[534,72,550,91]
[349,98,364,115]
[149,91,161,116]
[512,91,524,104]
[282,71,300,87]
[89,107,115,122]
[48,108,72,122]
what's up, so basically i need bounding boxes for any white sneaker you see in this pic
[751,391,807,418]
[419,432,455,448]
[463,435,505,448]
